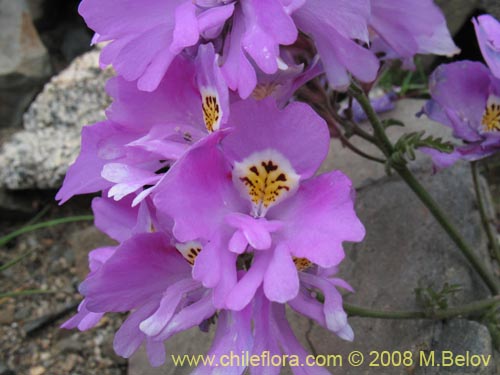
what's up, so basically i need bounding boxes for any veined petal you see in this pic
[221,7,257,98]
[225,252,271,311]
[154,132,244,242]
[81,233,189,312]
[474,15,500,79]
[222,99,329,179]
[263,243,299,303]
[269,171,365,268]
[241,0,298,74]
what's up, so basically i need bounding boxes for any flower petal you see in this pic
[263,243,299,303]
[270,171,365,268]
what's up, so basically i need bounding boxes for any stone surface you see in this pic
[436,0,480,36]
[0,0,51,128]
[0,48,113,190]
[299,163,497,374]
[0,188,38,219]
[415,320,494,375]
[0,362,15,375]
[67,226,116,280]
[128,327,215,375]
[481,0,500,19]
[319,99,453,187]
[26,0,44,21]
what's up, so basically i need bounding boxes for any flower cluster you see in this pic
[59,0,459,372]
[421,14,500,169]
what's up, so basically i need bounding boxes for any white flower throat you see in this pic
[482,95,500,132]
[233,149,299,217]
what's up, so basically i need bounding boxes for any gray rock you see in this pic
[128,327,215,375]
[55,335,85,355]
[0,0,51,128]
[0,304,15,325]
[415,320,495,374]
[481,0,500,19]
[319,98,453,187]
[293,163,497,374]
[436,0,480,36]
[0,48,113,189]
[26,0,44,21]
[0,188,37,219]
[67,226,116,280]
[0,362,15,375]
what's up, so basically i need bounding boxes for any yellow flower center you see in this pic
[201,88,222,133]
[482,96,500,132]
[233,150,299,217]
[293,257,312,271]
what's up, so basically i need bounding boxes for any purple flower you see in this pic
[61,246,115,331]
[62,192,156,331]
[290,265,354,341]
[68,231,215,366]
[420,61,500,169]
[80,0,296,93]
[474,14,500,79]
[56,45,229,205]
[195,280,351,375]
[64,192,220,367]
[92,193,156,242]
[154,98,365,308]
[369,0,459,62]
[251,52,323,107]
[80,0,379,94]
[293,0,379,90]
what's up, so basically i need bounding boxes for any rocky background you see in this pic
[1,1,500,374]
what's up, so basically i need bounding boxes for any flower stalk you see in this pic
[343,295,500,320]
[471,162,500,265]
[348,84,500,295]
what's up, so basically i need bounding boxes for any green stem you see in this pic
[0,248,36,272]
[24,205,51,226]
[0,215,94,247]
[348,84,394,157]
[344,295,500,320]
[0,289,55,299]
[323,111,386,164]
[348,84,500,295]
[472,162,500,264]
[397,167,500,294]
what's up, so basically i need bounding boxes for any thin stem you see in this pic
[472,162,500,264]
[344,295,500,320]
[348,83,500,294]
[330,110,379,145]
[323,112,386,164]
[0,289,55,299]
[397,164,500,294]
[0,215,94,247]
[0,248,36,272]
[24,205,51,226]
[348,84,394,156]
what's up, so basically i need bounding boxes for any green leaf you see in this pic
[382,119,405,128]
[0,215,94,248]
[0,215,94,272]
[400,71,414,95]
[0,289,55,299]
[387,131,454,171]
[416,283,462,312]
